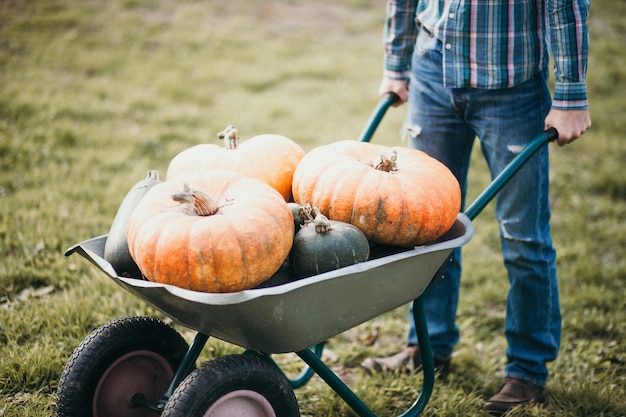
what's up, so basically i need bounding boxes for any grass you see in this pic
[1,0,625,416]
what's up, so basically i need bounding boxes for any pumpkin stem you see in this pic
[375,148,398,172]
[171,183,219,216]
[298,204,332,232]
[298,203,316,224]
[146,169,160,181]
[312,207,332,233]
[217,124,240,150]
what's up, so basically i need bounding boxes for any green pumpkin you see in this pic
[288,202,308,233]
[289,208,370,279]
[104,170,160,278]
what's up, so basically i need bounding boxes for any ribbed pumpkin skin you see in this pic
[166,134,305,201]
[126,170,294,293]
[290,220,370,279]
[292,140,461,247]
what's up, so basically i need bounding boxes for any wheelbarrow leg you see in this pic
[165,332,208,398]
[296,348,378,417]
[295,295,435,417]
[400,294,435,417]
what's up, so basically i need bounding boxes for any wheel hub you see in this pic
[204,390,276,417]
[93,350,173,417]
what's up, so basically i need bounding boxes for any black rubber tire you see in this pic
[161,354,300,417]
[56,316,189,417]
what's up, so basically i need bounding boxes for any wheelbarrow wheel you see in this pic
[56,316,189,417]
[161,354,300,417]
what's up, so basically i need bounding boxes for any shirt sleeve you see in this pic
[383,0,420,81]
[547,0,590,110]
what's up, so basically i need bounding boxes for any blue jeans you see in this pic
[405,33,561,387]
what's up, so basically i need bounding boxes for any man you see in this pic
[362,0,591,415]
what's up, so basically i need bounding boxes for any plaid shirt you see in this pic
[384,0,590,110]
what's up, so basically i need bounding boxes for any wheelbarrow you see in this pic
[56,94,558,417]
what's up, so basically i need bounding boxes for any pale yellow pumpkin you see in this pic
[166,125,305,201]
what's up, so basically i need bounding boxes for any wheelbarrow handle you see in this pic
[463,127,559,221]
[357,92,400,142]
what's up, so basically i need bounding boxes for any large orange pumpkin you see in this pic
[166,125,305,201]
[291,140,461,246]
[126,170,294,293]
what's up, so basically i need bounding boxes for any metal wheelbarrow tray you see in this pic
[57,94,559,417]
[66,213,473,354]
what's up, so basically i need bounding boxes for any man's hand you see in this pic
[379,78,409,106]
[545,109,591,146]
[379,78,591,146]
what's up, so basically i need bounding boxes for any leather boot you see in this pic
[483,377,547,416]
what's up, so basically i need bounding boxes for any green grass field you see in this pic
[1,0,625,416]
